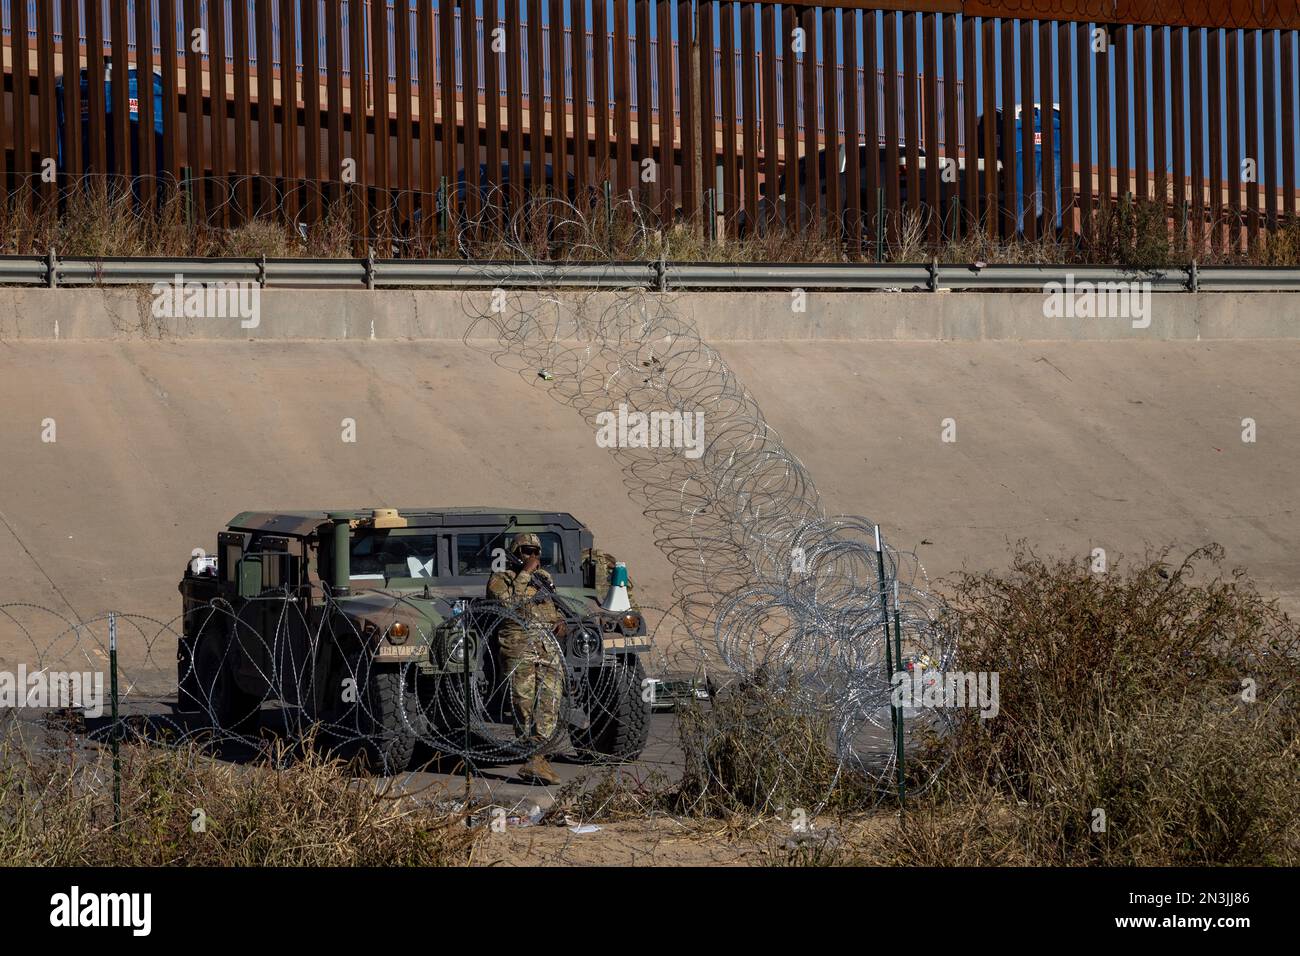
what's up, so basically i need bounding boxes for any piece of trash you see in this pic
[538,370,554,381]
[508,803,545,828]
[469,802,544,829]
[569,824,601,834]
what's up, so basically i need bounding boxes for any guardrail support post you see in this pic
[258,254,267,289]
[1189,259,1199,293]
[365,251,376,291]
[928,257,939,292]
[46,248,57,289]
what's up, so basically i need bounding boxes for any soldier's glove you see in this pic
[553,620,568,639]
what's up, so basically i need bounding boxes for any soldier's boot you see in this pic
[518,753,561,786]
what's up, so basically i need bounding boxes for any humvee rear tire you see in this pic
[358,667,422,774]
[570,658,651,762]
[192,633,261,736]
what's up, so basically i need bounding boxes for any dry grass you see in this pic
[0,738,477,866]
[6,181,1300,267]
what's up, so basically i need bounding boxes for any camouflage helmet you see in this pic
[510,532,542,555]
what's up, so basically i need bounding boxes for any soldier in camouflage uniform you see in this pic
[487,532,567,785]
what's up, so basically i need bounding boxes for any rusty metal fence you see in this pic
[3,1,1300,254]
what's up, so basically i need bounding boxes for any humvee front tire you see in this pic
[570,658,651,762]
[192,633,261,735]
[358,666,422,773]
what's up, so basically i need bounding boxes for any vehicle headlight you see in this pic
[387,621,410,645]
[570,627,601,657]
[441,630,473,665]
[620,612,641,632]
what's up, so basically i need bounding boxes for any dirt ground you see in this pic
[468,813,888,866]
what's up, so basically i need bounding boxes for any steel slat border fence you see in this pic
[2,1,1300,255]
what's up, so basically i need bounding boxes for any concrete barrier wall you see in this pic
[0,288,1297,341]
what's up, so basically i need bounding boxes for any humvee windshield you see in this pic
[456,532,564,575]
[351,530,438,579]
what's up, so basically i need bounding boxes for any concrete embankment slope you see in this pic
[1,289,1296,674]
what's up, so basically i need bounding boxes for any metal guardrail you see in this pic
[3,255,1299,293]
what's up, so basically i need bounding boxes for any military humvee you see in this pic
[177,508,652,771]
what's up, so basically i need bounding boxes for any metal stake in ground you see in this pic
[456,599,472,804]
[109,611,121,827]
[891,578,906,809]
[873,525,903,807]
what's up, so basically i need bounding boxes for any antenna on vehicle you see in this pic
[470,515,518,567]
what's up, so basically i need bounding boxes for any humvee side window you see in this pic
[457,532,563,575]
[351,531,438,579]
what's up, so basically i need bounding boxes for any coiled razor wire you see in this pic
[0,592,652,820]
[458,190,961,806]
[0,188,959,814]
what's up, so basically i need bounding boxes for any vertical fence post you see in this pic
[606,180,614,251]
[876,187,884,262]
[455,598,472,808]
[1123,191,1132,252]
[439,176,448,235]
[182,166,194,230]
[874,525,904,809]
[891,578,906,809]
[109,611,122,827]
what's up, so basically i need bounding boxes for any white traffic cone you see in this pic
[601,562,632,613]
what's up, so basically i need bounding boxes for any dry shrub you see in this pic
[216,218,300,259]
[673,680,874,817]
[896,544,1300,866]
[755,545,1299,866]
[0,180,197,258]
[1082,198,1177,268]
[304,198,365,258]
[1259,217,1300,266]
[0,739,477,866]
[546,766,675,824]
